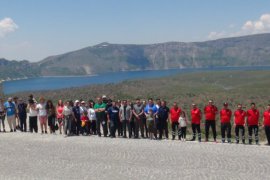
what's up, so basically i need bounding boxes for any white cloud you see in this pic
[208,13,270,40]
[0,17,18,38]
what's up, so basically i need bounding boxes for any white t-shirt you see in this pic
[36,103,47,116]
[29,104,38,117]
[87,108,96,121]
[179,116,187,127]
[63,106,72,116]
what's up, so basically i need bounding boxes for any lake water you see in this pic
[2,66,270,94]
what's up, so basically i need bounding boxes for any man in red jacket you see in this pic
[169,102,181,140]
[246,103,260,145]
[190,103,201,142]
[234,104,246,144]
[220,102,232,143]
[263,104,270,146]
[204,100,218,142]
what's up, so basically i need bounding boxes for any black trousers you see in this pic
[117,119,122,136]
[171,122,180,140]
[235,125,245,143]
[221,122,231,142]
[48,115,56,133]
[74,120,82,135]
[130,120,136,137]
[265,126,270,145]
[29,116,38,133]
[96,118,108,137]
[157,121,168,139]
[122,120,131,138]
[248,125,259,143]
[109,121,118,137]
[90,120,97,135]
[191,124,201,141]
[19,114,27,132]
[180,127,187,139]
[134,118,144,138]
[205,120,217,140]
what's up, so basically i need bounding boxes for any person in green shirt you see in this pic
[94,97,108,137]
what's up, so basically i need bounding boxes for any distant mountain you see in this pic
[0,58,40,81]
[38,33,270,76]
[1,33,270,79]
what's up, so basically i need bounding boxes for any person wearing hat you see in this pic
[190,103,202,142]
[17,98,28,132]
[220,102,232,143]
[4,97,17,132]
[263,104,270,145]
[246,103,260,145]
[94,97,108,137]
[0,98,6,132]
[204,100,218,142]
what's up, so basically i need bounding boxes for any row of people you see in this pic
[0,95,270,145]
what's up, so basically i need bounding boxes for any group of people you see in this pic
[1,94,270,146]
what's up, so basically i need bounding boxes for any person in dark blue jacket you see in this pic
[17,98,27,132]
[107,100,120,138]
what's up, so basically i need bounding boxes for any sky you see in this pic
[1,0,270,61]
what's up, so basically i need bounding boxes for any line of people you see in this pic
[0,95,270,146]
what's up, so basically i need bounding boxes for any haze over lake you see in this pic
[3,66,270,94]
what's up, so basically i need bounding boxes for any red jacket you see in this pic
[246,109,259,126]
[204,105,218,120]
[220,108,232,123]
[234,110,246,126]
[170,107,181,123]
[263,110,270,126]
[191,108,201,124]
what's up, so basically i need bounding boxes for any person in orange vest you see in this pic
[204,100,218,142]
[220,102,232,143]
[234,104,246,144]
[263,104,270,146]
[190,103,202,142]
[246,103,260,145]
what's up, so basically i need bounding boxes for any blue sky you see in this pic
[0,0,270,61]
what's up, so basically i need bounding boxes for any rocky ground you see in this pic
[0,131,270,180]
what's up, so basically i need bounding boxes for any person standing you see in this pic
[119,100,132,138]
[146,109,156,140]
[0,98,6,132]
[46,100,56,134]
[63,100,73,136]
[133,99,145,138]
[17,98,27,132]
[36,97,48,134]
[263,104,270,146]
[220,102,232,143]
[190,104,202,142]
[56,100,64,134]
[4,97,16,132]
[87,100,97,135]
[157,100,169,139]
[141,100,148,138]
[234,104,246,144]
[27,99,38,133]
[144,98,158,138]
[204,100,218,142]
[72,100,81,135]
[246,103,260,145]
[169,102,181,140]
[179,111,188,141]
[107,100,120,138]
[13,96,20,130]
[94,97,108,137]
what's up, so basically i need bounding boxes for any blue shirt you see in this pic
[144,104,158,114]
[4,102,16,116]
[108,106,119,122]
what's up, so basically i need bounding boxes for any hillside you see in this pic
[38,33,270,76]
[1,33,270,79]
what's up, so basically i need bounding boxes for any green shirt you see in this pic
[94,103,106,120]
